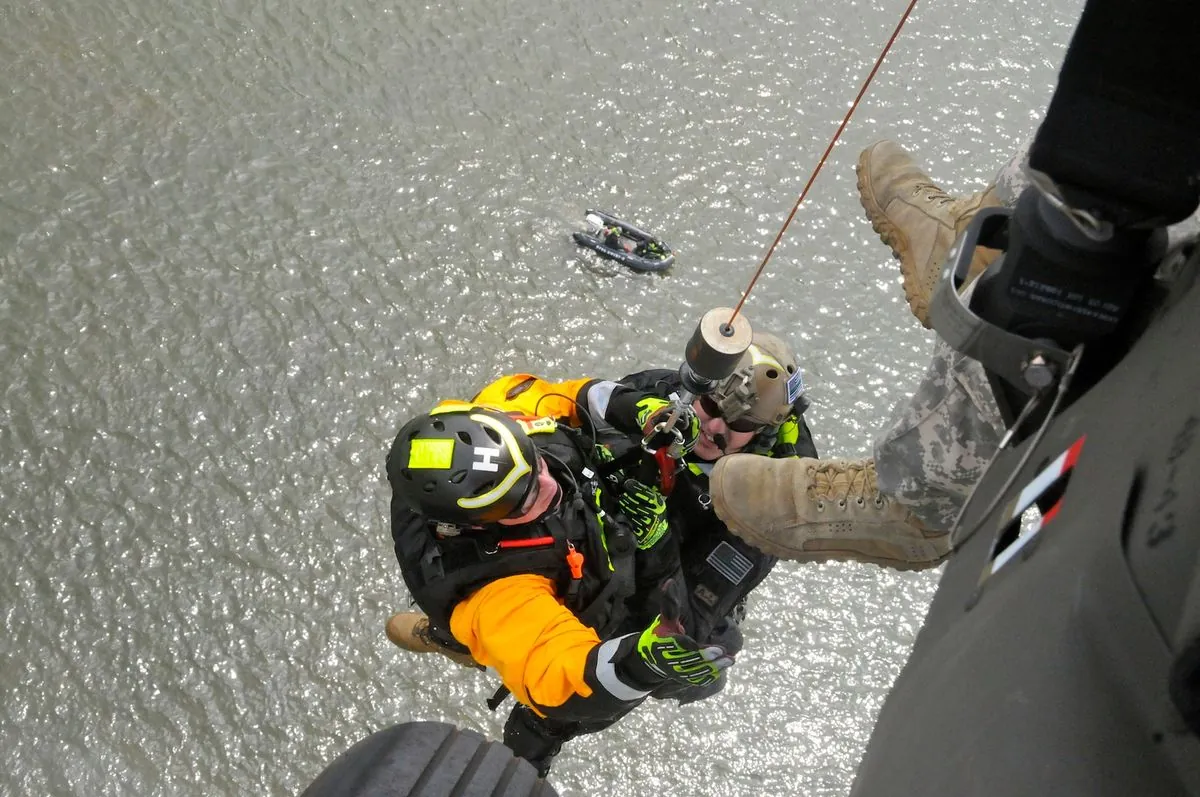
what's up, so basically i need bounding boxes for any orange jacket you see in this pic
[449,574,603,710]
[439,374,659,719]
[470,373,595,426]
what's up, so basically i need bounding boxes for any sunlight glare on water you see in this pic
[0,0,1083,793]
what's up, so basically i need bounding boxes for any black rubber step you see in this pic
[302,721,559,797]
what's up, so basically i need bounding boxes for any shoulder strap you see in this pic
[574,497,637,637]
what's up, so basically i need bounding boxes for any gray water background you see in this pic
[2,0,1083,794]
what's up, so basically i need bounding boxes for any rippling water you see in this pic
[1,0,1083,794]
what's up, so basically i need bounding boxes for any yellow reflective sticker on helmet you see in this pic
[408,438,455,469]
[747,344,784,372]
[458,412,533,510]
[431,400,474,415]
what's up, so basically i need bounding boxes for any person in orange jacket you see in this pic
[387,401,731,775]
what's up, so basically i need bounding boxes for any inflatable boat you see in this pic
[572,209,674,273]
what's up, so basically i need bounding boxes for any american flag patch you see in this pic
[786,368,805,403]
[707,542,753,584]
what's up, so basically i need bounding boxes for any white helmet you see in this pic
[705,332,804,430]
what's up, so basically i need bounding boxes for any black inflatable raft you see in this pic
[572,209,675,273]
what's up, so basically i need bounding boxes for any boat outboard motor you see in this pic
[852,0,1200,795]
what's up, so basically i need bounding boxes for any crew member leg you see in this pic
[708,141,1022,568]
[502,705,620,777]
[872,338,1003,532]
[856,139,1023,327]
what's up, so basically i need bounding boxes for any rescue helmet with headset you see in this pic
[388,405,540,525]
[704,331,804,430]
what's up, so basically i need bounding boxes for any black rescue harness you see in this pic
[612,368,821,643]
[391,423,641,707]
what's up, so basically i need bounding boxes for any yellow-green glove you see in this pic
[634,614,733,687]
[635,397,700,456]
[617,478,669,550]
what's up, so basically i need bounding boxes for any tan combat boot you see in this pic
[857,140,1003,328]
[709,455,950,571]
[385,612,481,669]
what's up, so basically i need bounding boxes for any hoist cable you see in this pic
[727,0,923,327]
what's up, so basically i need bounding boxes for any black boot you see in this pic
[502,705,579,777]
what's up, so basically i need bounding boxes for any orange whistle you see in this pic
[566,542,585,579]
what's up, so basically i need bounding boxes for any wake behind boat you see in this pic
[572,209,675,273]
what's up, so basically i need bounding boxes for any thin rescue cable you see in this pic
[728,0,923,327]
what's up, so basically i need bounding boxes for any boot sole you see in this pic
[728,522,950,572]
[855,149,934,329]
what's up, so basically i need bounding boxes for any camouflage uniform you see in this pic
[871,146,1029,530]
[873,337,1003,531]
[991,139,1031,206]
[875,139,1199,530]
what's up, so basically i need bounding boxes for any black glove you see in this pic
[627,615,733,688]
[651,671,728,705]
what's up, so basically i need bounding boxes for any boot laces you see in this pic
[910,181,954,207]
[412,618,442,650]
[809,460,883,509]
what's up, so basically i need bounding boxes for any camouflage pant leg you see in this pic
[869,143,1025,531]
[990,138,1031,207]
[876,136,1198,532]
[989,136,1200,243]
[873,338,1004,532]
